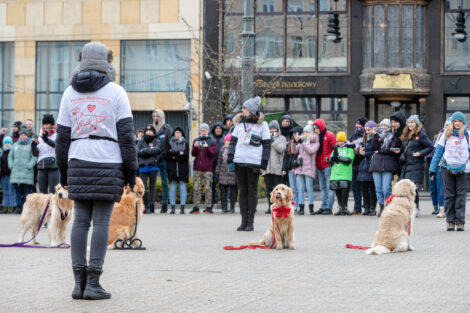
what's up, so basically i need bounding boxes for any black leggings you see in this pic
[335,188,350,208]
[361,181,377,210]
[264,174,283,207]
[220,184,237,210]
[38,169,60,194]
[140,171,158,209]
[236,165,260,225]
[71,200,114,270]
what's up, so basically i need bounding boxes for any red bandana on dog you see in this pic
[272,202,295,218]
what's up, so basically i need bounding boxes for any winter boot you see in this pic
[352,209,362,215]
[447,223,455,231]
[8,206,15,214]
[362,207,369,216]
[0,206,7,214]
[296,204,305,215]
[437,207,445,218]
[229,204,235,214]
[180,205,185,214]
[160,204,168,214]
[83,268,111,300]
[368,208,377,216]
[72,267,87,299]
[203,207,213,214]
[378,204,385,218]
[149,204,155,214]
[190,207,200,214]
[415,208,421,217]
[457,224,464,231]
[221,204,228,214]
[342,207,352,216]
[14,206,22,214]
[143,206,151,214]
[309,204,314,215]
[237,209,248,231]
[334,207,343,216]
[265,204,271,214]
[432,205,439,215]
[170,205,176,214]
[321,208,333,215]
[313,208,325,215]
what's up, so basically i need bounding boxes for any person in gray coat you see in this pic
[215,133,238,214]
[263,120,287,214]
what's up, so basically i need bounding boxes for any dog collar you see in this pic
[272,206,292,218]
[385,194,406,205]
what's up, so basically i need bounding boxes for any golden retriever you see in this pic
[108,177,145,248]
[249,184,295,250]
[366,179,416,255]
[19,184,73,246]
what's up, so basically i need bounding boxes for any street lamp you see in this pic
[452,1,467,42]
[326,0,342,43]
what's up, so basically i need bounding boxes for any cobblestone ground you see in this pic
[1,200,470,313]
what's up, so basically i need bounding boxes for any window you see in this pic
[36,41,86,127]
[0,42,14,129]
[121,40,191,92]
[364,4,426,69]
[447,96,470,123]
[225,0,348,73]
[444,0,470,72]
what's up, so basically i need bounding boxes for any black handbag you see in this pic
[330,180,349,190]
[399,140,411,166]
[294,157,303,168]
[249,134,262,147]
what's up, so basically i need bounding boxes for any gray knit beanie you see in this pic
[380,119,391,128]
[242,96,261,115]
[303,124,313,133]
[200,123,210,131]
[71,42,116,82]
[268,120,280,131]
[408,115,420,126]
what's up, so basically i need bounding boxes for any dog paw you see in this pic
[288,246,296,250]
[409,245,415,251]
[276,245,283,250]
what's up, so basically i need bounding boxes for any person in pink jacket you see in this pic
[292,124,320,215]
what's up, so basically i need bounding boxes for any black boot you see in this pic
[265,203,271,214]
[378,204,385,217]
[229,205,235,214]
[321,209,333,215]
[334,207,343,216]
[309,204,314,215]
[432,205,439,215]
[160,204,168,214]
[368,207,377,216]
[221,204,228,214]
[180,205,185,214]
[170,205,175,214]
[313,208,325,215]
[83,268,111,300]
[14,206,22,214]
[149,204,155,214]
[362,207,369,216]
[244,209,255,231]
[72,267,87,299]
[342,207,352,216]
[296,204,305,215]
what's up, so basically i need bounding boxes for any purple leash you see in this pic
[0,201,70,249]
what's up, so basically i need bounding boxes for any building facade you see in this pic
[0,0,203,138]
[205,0,470,137]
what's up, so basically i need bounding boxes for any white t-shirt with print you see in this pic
[438,133,470,173]
[57,82,132,163]
[233,121,270,166]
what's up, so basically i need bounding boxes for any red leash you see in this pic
[345,195,411,250]
[223,203,293,251]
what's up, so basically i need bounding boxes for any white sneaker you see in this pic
[437,207,446,218]
[415,208,421,217]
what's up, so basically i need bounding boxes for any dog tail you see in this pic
[248,240,264,246]
[365,245,390,255]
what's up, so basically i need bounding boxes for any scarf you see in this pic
[170,136,186,153]
[317,128,327,155]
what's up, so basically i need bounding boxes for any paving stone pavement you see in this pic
[1,200,470,313]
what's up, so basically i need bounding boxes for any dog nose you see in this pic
[276,192,281,198]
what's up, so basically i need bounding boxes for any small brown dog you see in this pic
[19,184,73,246]
[108,177,145,248]
[249,184,295,250]
[366,179,416,255]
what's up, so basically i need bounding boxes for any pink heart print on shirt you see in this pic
[87,104,96,112]
[455,141,460,145]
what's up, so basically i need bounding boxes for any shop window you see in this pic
[121,40,191,92]
[444,0,470,72]
[0,42,14,129]
[225,0,348,73]
[364,3,426,69]
[36,41,87,129]
[447,96,470,117]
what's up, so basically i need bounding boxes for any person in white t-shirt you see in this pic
[56,42,137,301]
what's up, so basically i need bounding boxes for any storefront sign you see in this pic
[372,74,413,90]
[253,78,318,93]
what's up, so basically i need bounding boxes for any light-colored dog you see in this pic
[249,184,295,250]
[19,184,73,246]
[366,179,416,255]
[108,177,145,248]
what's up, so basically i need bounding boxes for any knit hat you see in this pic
[42,114,55,125]
[2,136,12,145]
[268,120,280,131]
[336,132,347,143]
[364,120,377,128]
[145,124,157,135]
[356,117,368,127]
[71,42,115,82]
[451,111,466,124]
[224,133,232,142]
[242,96,261,115]
[407,115,420,126]
[19,127,29,136]
[12,121,22,129]
[303,124,314,133]
[380,119,391,128]
[200,123,210,131]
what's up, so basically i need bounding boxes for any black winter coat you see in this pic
[167,142,189,183]
[155,123,173,162]
[369,132,402,174]
[56,71,137,203]
[1,149,11,176]
[357,138,375,182]
[399,129,433,184]
[211,122,225,170]
[349,129,364,168]
[137,139,162,168]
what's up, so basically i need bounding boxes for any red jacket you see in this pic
[313,119,336,170]
[191,137,217,172]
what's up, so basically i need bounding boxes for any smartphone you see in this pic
[390,147,400,151]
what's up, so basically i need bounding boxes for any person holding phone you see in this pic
[56,42,136,300]
[369,111,406,217]
[34,114,59,194]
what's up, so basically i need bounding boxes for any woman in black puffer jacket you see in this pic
[56,42,136,301]
[399,115,432,216]
[166,127,189,214]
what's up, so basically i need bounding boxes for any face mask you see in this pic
[144,135,155,143]
[3,146,10,151]
[355,126,363,132]
[19,138,29,144]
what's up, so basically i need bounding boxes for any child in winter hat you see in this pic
[336,132,347,143]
